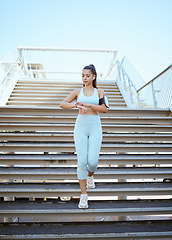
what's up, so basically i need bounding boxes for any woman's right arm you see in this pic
[60,89,78,109]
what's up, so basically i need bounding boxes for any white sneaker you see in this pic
[78,194,88,208]
[86,175,95,189]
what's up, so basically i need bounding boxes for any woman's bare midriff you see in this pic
[79,107,98,115]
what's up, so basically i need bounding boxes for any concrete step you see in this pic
[17,79,117,86]
[8,97,125,102]
[16,83,118,89]
[6,101,127,107]
[1,167,172,180]
[11,89,121,95]
[0,106,171,117]
[13,86,119,92]
[0,182,171,198]
[0,154,171,166]
[1,132,172,142]
[0,115,172,124]
[16,80,118,84]
[1,142,172,152]
[0,123,171,132]
[0,199,171,221]
[10,93,124,99]
[0,220,172,239]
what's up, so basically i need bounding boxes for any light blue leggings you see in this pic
[74,114,102,180]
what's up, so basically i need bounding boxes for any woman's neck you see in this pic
[84,84,94,90]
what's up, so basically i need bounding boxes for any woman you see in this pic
[60,64,108,208]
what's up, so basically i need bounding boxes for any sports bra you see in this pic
[77,88,99,105]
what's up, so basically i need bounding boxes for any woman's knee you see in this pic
[77,166,87,180]
[88,160,98,172]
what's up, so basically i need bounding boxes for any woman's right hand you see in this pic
[75,102,87,114]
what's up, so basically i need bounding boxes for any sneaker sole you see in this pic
[86,185,95,189]
[78,204,89,209]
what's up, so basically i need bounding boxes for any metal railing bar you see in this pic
[17,46,118,53]
[17,57,30,76]
[137,64,172,93]
[117,60,137,92]
[28,70,89,74]
[0,61,16,86]
[103,61,117,80]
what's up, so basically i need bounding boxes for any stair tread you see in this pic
[1,166,172,174]
[0,153,172,159]
[0,123,171,127]
[0,199,171,211]
[0,106,170,115]
[1,142,172,146]
[1,114,171,119]
[1,132,172,136]
[0,181,171,189]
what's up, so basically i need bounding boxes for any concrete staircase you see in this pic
[0,79,172,239]
[6,79,127,108]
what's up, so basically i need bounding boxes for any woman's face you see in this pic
[82,69,95,86]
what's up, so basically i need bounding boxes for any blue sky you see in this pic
[0,0,171,82]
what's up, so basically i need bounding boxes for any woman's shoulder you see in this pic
[97,88,105,97]
[73,88,81,97]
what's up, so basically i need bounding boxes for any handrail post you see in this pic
[121,68,127,90]
[151,81,158,108]
[128,76,133,104]
[137,91,141,108]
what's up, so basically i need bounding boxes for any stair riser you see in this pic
[1,146,172,152]
[6,102,126,107]
[0,108,170,117]
[0,125,171,132]
[11,90,121,95]
[0,190,171,198]
[1,208,172,220]
[0,158,172,167]
[10,94,124,99]
[0,117,171,124]
[1,136,172,142]
[16,83,119,88]
[13,87,120,93]
[1,173,172,180]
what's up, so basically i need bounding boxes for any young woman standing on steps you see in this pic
[60,64,109,208]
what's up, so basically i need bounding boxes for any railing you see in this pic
[117,60,141,108]
[15,47,172,109]
[105,56,172,109]
[104,58,143,108]
[17,47,118,80]
[0,58,29,105]
[137,64,172,109]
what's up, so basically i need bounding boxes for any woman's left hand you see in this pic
[80,102,91,108]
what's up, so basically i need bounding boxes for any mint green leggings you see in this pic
[74,114,102,180]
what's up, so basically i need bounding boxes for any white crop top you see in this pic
[77,88,99,105]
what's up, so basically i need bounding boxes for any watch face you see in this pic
[105,95,110,108]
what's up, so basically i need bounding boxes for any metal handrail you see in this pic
[117,60,137,92]
[0,61,17,85]
[137,64,172,93]
[0,57,30,86]
[17,46,118,80]
[103,61,117,80]
[17,57,30,76]
[137,64,172,109]
[17,46,117,53]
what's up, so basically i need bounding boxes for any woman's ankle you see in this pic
[81,190,87,194]
[87,170,94,177]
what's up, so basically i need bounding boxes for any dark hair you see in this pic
[83,64,97,88]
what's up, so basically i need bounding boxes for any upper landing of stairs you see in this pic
[6,78,128,108]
